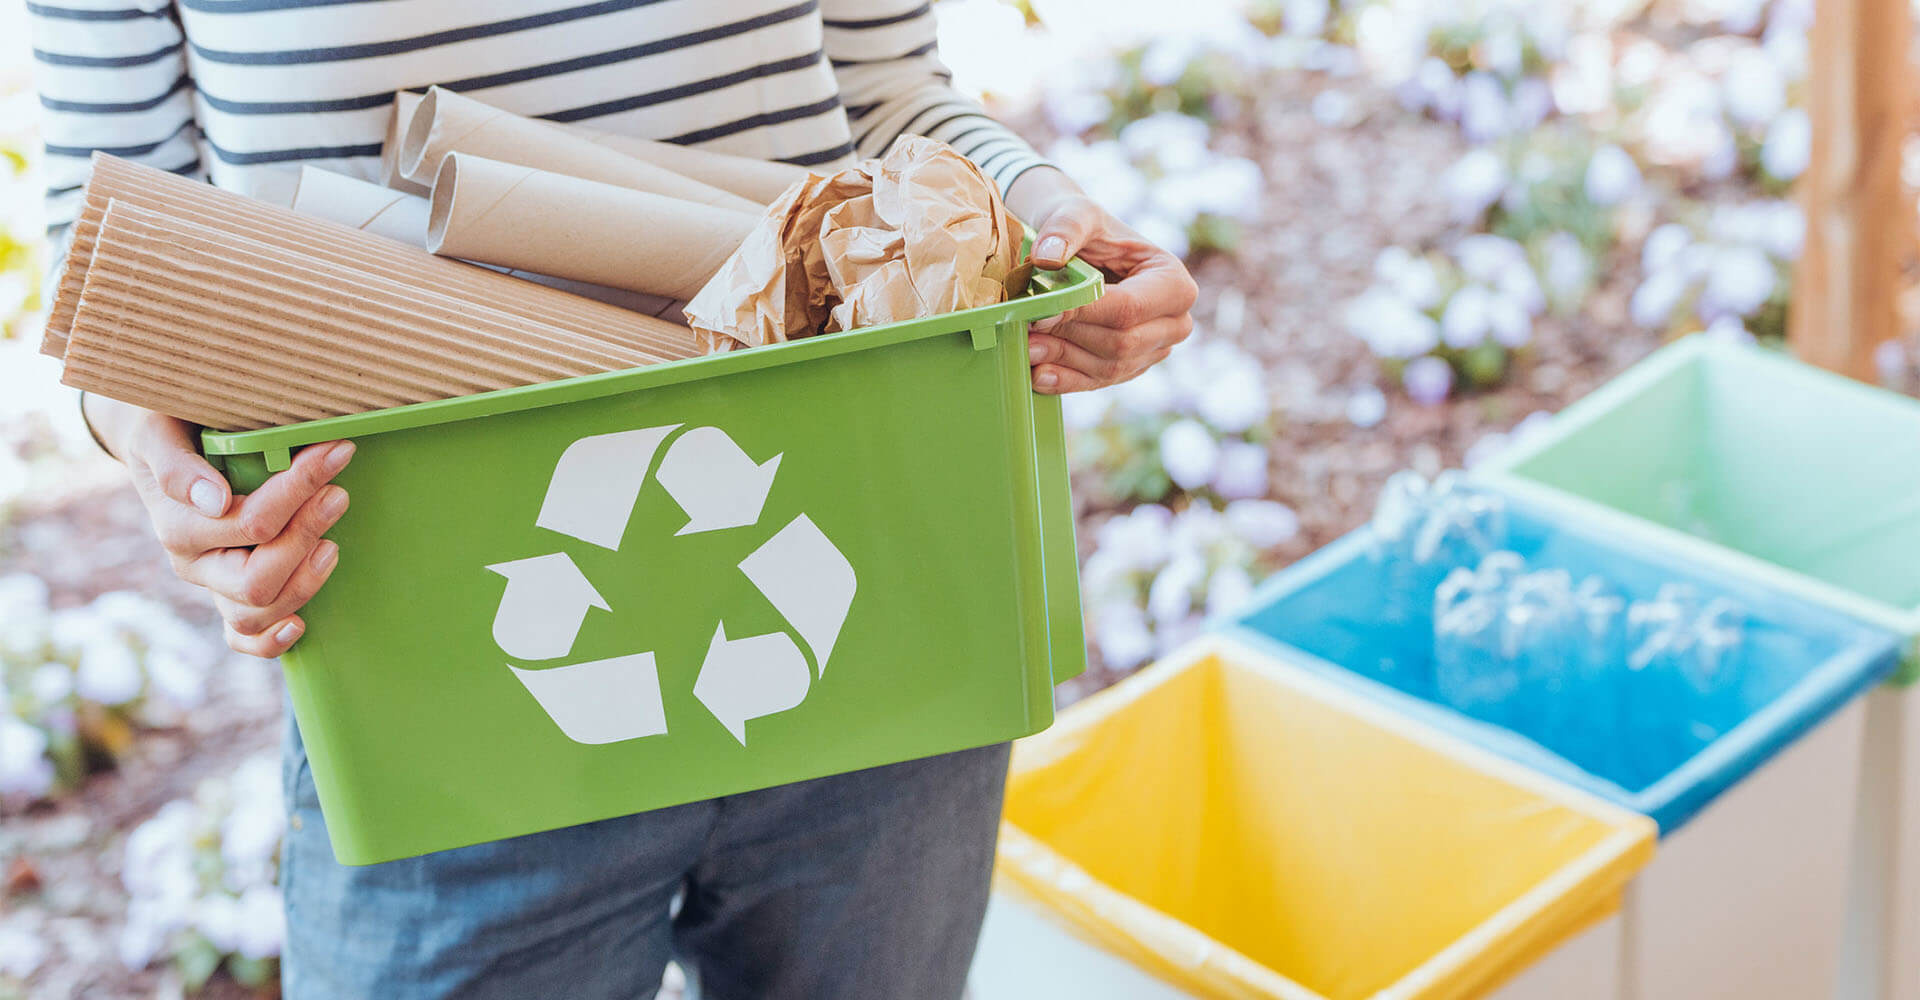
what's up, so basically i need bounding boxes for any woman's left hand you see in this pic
[1006,166,1198,394]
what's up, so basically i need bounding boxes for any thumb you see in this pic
[136,418,232,517]
[1032,199,1097,271]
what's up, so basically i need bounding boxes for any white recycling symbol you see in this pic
[485,423,856,746]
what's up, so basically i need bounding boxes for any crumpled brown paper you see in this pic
[684,136,1030,351]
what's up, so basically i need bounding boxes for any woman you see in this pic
[31,2,1195,996]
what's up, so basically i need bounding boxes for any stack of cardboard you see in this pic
[45,89,813,431]
[47,87,1029,433]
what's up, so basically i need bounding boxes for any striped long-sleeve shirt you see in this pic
[28,0,1050,242]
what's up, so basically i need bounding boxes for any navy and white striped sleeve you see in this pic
[28,0,202,242]
[821,0,1049,197]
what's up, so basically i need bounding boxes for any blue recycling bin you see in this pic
[1223,495,1903,1000]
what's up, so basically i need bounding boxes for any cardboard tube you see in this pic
[559,124,810,204]
[64,200,677,430]
[428,154,757,301]
[380,91,431,196]
[292,166,684,317]
[400,86,760,213]
[293,165,429,242]
[45,154,706,363]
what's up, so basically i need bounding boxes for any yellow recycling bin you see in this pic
[991,637,1656,1000]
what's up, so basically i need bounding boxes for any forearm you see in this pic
[82,391,169,463]
[1004,165,1082,229]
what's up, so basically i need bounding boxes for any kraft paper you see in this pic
[685,136,1030,350]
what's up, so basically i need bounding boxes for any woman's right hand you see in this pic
[120,412,354,658]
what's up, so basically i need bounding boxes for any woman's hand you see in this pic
[103,403,354,658]
[1006,166,1198,394]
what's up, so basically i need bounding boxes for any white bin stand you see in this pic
[1839,687,1920,1000]
[968,893,1625,1000]
[1621,697,1868,1000]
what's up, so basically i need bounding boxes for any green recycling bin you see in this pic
[1478,334,1920,1000]
[203,260,1101,864]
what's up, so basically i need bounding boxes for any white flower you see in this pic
[1551,32,1614,116]
[1486,291,1532,348]
[1060,390,1112,431]
[1375,247,1441,309]
[1130,212,1190,260]
[1195,365,1268,434]
[1226,499,1300,548]
[1346,385,1388,428]
[1094,600,1155,670]
[1700,245,1777,318]
[1311,89,1356,127]
[1159,419,1221,491]
[1445,148,1508,221]
[118,903,173,971]
[1453,234,1528,285]
[1049,139,1145,219]
[1542,231,1590,304]
[1630,268,1689,329]
[1140,35,1198,87]
[77,640,144,706]
[1120,112,1211,166]
[1345,288,1439,360]
[194,894,244,955]
[1441,284,1493,349]
[1095,505,1173,572]
[30,663,73,705]
[1205,564,1256,618]
[1721,46,1786,127]
[1212,441,1269,500]
[1762,107,1810,181]
[0,574,51,658]
[1169,501,1229,553]
[1189,157,1264,219]
[1460,71,1513,142]
[1147,556,1206,624]
[1110,365,1175,417]
[1509,77,1554,133]
[1482,27,1525,78]
[1760,199,1804,261]
[1642,223,1694,274]
[1043,86,1112,137]
[1283,0,1330,37]
[1355,4,1426,85]
[1703,315,1757,344]
[0,923,46,979]
[232,885,286,960]
[1584,144,1641,206]
[145,650,207,708]
[1403,356,1454,405]
[0,716,53,800]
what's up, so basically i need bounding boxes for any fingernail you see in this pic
[323,441,355,474]
[1028,343,1045,364]
[189,479,225,516]
[1036,371,1059,390]
[275,620,304,645]
[311,541,338,573]
[1036,237,1067,265]
[320,487,349,521]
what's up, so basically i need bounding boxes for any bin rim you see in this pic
[200,256,1103,467]
[1219,504,1905,833]
[1001,634,1657,1000]
[1473,334,1920,678]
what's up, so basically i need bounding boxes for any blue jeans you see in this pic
[279,716,1009,999]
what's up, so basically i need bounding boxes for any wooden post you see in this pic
[1792,0,1910,381]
